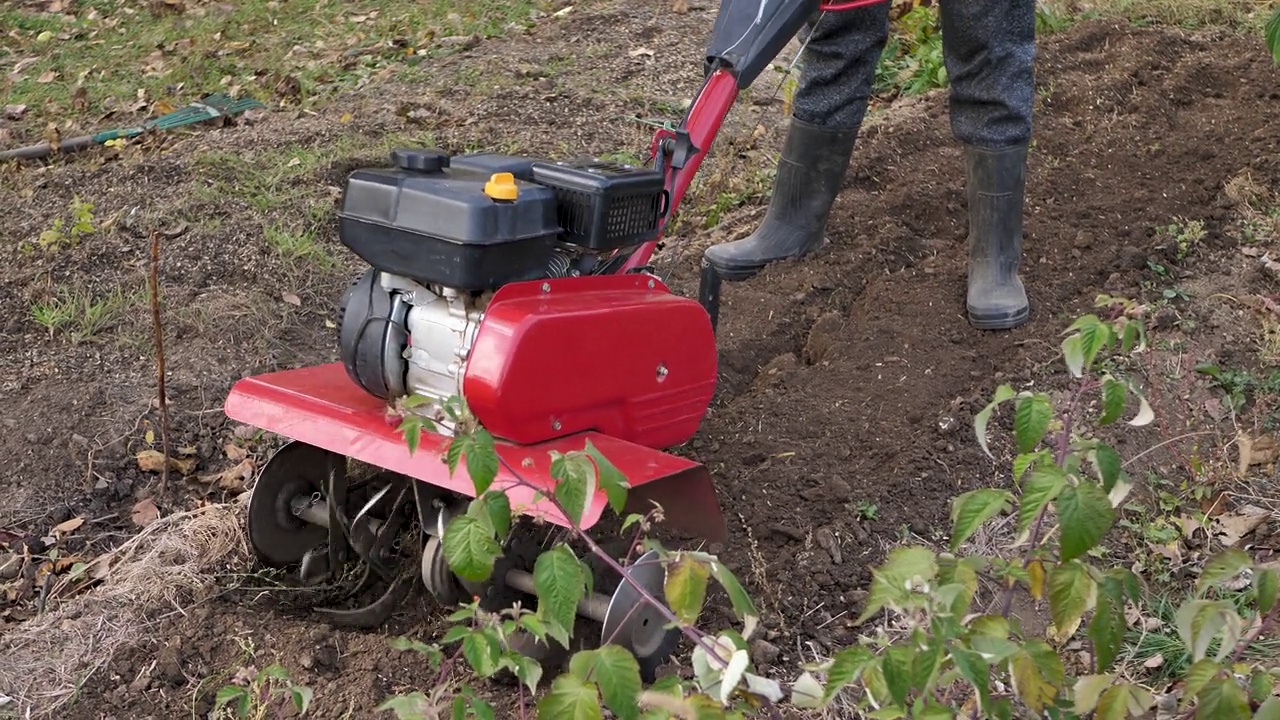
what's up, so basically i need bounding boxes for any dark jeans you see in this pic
[792,0,1036,148]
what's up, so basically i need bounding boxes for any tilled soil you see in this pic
[3,4,1280,718]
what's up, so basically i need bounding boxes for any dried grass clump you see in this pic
[0,496,249,717]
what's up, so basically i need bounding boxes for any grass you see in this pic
[1,0,560,130]
[29,281,146,344]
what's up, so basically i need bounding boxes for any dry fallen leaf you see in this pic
[282,292,302,306]
[1211,504,1272,546]
[671,0,689,12]
[1143,653,1165,669]
[225,443,248,461]
[1236,432,1279,473]
[131,498,159,527]
[2,104,26,120]
[211,458,255,492]
[135,449,198,475]
[37,70,58,84]
[52,516,84,535]
[629,47,655,58]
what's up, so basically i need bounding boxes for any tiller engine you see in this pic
[224,0,886,677]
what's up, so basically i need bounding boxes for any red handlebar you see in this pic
[818,0,891,11]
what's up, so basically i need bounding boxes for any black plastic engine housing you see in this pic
[337,149,669,293]
[337,149,563,292]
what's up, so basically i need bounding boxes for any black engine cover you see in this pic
[337,150,563,292]
[339,268,407,400]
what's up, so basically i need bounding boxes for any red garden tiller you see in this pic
[224,0,888,680]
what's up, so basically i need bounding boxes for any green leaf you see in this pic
[1099,377,1128,425]
[1182,659,1222,709]
[1012,451,1051,482]
[463,630,502,677]
[664,553,710,625]
[1056,482,1114,561]
[1251,669,1273,705]
[584,441,630,515]
[1062,333,1085,378]
[1255,567,1278,615]
[1018,464,1067,537]
[533,545,589,642]
[1067,314,1112,371]
[951,647,990,711]
[974,384,1016,458]
[1013,393,1052,454]
[1197,548,1251,596]
[790,671,825,709]
[441,514,502,583]
[824,647,874,703]
[1097,683,1154,720]
[858,546,938,623]
[1120,320,1143,354]
[705,558,760,634]
[1072,674,1114,715]
[881,646,914,708]
[1048,559,1097,637]
[949,488,1013,551]
[910,640,944,693]
[537,674,603,720]
[1196,676,1250,720]
[1009,641,1064,714]
[388,637,444,668]
[1088,575,1127,672]
[377,692,431,719]
[290,686,313,714]
[1090,443,1123,494]
[552,452,596,527]
[464,428,499,495]
[213,686,246,711]
[569,646,641,720]
[1255,697,1280,720]
[470,490,512,543]
[1176,600,1240,663]
[513,654,544,696]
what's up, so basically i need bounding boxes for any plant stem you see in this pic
[493,455,733,670]
[1000,378,1094,617]
[148,230,171,496]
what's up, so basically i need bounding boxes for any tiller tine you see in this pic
[226,363,728,543]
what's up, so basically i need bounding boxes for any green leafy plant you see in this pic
[213,664,313,719]
[30,194,95,254]
[377,296,1280,718]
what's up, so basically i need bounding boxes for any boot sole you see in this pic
[967,305,1030,331]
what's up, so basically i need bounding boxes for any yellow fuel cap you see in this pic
[484,172,519,201]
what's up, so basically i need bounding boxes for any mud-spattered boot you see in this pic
[965,143,1031,330]
[702,117,858,280]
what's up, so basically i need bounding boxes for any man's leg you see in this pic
[702,4,891,281]
[940,0,1037,330]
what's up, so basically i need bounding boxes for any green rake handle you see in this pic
[0,93,264,162]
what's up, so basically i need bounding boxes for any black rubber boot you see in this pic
[702,118,858,281]
[965,143,1031,330]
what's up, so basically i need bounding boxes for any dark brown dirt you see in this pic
[4,3,1280,718]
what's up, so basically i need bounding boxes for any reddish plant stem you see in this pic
[493,455,733,671]
[148,230,171,495]
[999,378,1094,618]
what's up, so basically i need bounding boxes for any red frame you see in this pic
[619,0,891,272]
[462,274,717,448]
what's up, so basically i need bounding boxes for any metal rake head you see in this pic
[149,92,266,130]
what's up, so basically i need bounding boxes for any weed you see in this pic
[2,0,558,123]
[25,195,96,254]
[213,663,313,719]
[264,224,336,269]
[854,501,879,521]
[30,283,143,343]
[873,5,947,98]
[1159,218,1207,261]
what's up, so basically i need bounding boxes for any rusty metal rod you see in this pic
[504,568,612,622]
